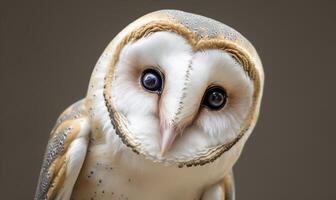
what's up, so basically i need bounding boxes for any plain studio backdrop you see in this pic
[1,0,335,199]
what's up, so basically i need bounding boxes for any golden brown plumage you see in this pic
[35,100,90,199]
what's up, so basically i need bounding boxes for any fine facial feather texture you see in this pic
[111,31,253,162]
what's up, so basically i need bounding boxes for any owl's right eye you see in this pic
[140,69,163,93]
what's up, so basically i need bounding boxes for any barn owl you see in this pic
[35,10,264,200]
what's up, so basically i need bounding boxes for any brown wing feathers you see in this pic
[35,100,88,200]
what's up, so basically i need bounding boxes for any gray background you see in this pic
[1,0,335,199]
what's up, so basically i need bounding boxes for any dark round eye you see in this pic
[202,86,227,110]
[140,69,163,93]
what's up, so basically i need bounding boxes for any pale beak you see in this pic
[160,127,177,157]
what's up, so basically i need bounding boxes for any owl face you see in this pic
[88,10,264,167]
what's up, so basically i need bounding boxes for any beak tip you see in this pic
[159,128,176,157]
[160,138,169,157]
[160,149,166,157]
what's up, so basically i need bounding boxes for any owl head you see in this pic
[87,10,264,168]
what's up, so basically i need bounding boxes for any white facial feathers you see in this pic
[111,31,253,160]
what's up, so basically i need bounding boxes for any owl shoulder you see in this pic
[35,99,91,200]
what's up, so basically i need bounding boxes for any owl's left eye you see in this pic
[202,86,227,110]
[140,69,163,93]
